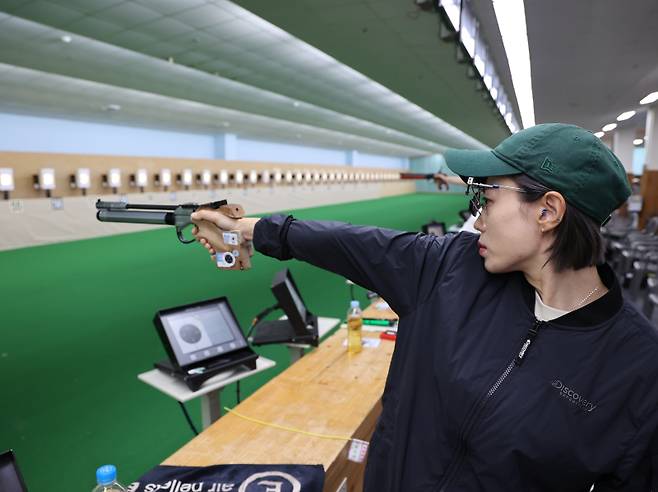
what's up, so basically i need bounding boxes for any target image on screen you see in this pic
[158,299,247,367]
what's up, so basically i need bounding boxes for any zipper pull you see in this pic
[515,320,541,366]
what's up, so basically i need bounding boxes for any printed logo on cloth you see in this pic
[550,379,598,413]
[540,157,555,173]
[128,464,324,492]
[239,471,301,492]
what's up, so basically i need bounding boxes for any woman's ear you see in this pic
[538,191,566,232]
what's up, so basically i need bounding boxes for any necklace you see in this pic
[572,286,599,310]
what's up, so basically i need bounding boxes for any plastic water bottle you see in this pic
[347,300,363,354]
[92,465,127,492]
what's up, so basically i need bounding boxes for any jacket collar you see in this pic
[520,263,623,328]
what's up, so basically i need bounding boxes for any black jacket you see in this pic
[253,215,658,491]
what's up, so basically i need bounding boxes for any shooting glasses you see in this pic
[465,177,528,217]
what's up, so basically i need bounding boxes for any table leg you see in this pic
[200,389,222,429]
[287,346,305,364]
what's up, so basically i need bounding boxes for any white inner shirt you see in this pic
[534,291,571,321]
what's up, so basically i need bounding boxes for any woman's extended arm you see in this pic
[191,210,458,317]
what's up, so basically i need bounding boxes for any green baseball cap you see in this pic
[444,123,631,225]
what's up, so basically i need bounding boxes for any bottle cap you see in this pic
[350,300,360,309]
[96,465,117,485]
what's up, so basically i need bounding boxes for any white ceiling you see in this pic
[0,63,433,156]
[526,0,658,135]
[0,0,496,157]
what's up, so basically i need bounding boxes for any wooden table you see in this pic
[164,326,395,492]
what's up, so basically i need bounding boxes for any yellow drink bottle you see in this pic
[347,300,363,354]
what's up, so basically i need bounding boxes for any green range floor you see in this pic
[0,192,469,491]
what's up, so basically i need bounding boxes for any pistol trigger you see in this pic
[176,228,191,244]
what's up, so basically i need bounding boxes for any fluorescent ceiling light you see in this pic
[602,123,617,132]
[461,27,476,59]
[594,131,605,138]
[640,92,658,105]
[490,86,498,101]
[200,170,212,186]
[616,111,636,121]
[0,168,14,191]
[492,0,535,128]
[440,0,461,31]
[474,54,485,77]
[234,170,244,185]
[633,138,644,146]
[273,170,282,183]
[218,170,229,185]
[40,168,56,190]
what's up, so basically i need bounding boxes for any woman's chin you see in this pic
[482,257,513,274]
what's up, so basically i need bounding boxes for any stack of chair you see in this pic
[603,215,658,322]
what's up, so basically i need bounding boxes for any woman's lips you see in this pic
[478,242,487,256]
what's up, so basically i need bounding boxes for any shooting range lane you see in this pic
[0,192,469,491]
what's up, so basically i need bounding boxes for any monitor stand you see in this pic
[154,350,257,392]
[250,315,319,347]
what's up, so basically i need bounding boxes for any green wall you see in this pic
[0,192,468,491]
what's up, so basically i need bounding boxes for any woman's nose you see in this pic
[474,214,484,232]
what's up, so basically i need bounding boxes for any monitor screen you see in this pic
[0,451,27,492]
[158,299,247,367]
[271,268,315,337]
[285,275,307,321]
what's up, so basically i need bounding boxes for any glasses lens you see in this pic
[469,196,480,217]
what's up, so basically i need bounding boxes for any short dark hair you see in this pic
[512,174,604,271]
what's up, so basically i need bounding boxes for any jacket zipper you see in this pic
[438,319,543,491]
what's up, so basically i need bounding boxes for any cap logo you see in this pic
[540,156,555,173]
